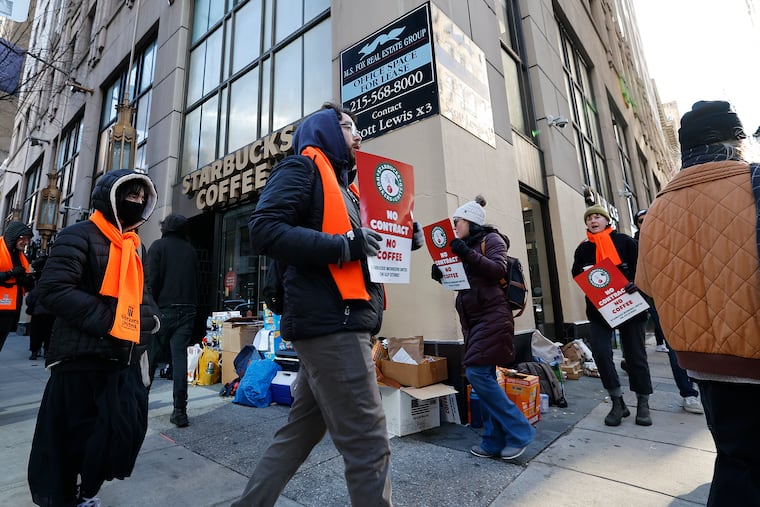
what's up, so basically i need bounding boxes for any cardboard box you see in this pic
[380,356,448,388]
[221,319,262,353]
[561,341,584,363]
[503,372,540,424]
[271,371,297,405]
[379,383,457,437]
[221,349,239,385]
[561,360,583,380]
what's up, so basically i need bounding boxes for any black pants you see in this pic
[590,318,652,395]
[28,363,148,506]
[698,380,760,506]
[147,305,196,410]
[29,314,54,355]
[0,311,18,351]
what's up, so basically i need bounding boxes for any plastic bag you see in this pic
[531,330,564,365]
[187,344,203,384]
[233,359,281,407]
[194,345,221,385]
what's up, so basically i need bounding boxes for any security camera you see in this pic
[549,116,569,129]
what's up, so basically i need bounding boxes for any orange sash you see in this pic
[90,210,143,343]
[301,146,370,301]
[586,227,622,266]
[0,237,29,309]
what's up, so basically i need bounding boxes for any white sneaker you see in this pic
[77,497,101,507]
[683,396,704,414]
[655,344,668,352]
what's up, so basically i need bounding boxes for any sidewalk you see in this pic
[1,332,713,506]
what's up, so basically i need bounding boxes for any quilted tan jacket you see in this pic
[636,160,760,380]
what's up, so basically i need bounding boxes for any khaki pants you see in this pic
[232,331,392,507]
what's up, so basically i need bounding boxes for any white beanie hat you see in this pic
[453,195,486,226]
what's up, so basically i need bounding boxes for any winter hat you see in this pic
[3,221,33,251]
[453,195,486,226]
[678,100,746,150]
[583,205,610,223]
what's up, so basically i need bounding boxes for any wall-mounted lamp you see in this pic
[29,137,49,147]
[536,115,569,129]
[67,79,94,95]
[36,172,60,253]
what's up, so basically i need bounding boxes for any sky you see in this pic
[633,0,760,148]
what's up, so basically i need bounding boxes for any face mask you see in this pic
[117,200,145,226]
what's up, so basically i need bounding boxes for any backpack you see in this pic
[480,239,528,317]
[516,361,567,407]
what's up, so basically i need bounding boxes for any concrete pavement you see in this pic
[1,331,714,506]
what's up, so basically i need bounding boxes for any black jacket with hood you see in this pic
[146,215,199,307]
[248,108,384,341]
[38,169,158,368]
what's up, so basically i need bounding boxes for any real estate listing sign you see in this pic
[356,151,415,284]
[340,3,439,141]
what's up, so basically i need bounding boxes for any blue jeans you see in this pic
[466,365,535,454]
[148,305,196,410]
[650,306,698,398]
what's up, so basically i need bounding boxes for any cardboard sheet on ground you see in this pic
[573,257,649,327]
[357,151,414,284]
[423,219,469,290]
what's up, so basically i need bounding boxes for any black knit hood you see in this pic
[91,169,157,232]
[4,221,33,251]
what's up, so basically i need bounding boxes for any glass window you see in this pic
[184,1,330,177]
[273,40,301,131]
[275,0,302,44]
[559,25,611,199]
[193,0,225,43]
[502,52,525,134]
[233,0,263,75]
[98,39,157,174]
[57,118,82,228]
[303,19,330,115]
[23,163,41,225]
[228,68,260,151]
[497,0,532,138]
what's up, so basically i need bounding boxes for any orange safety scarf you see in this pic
[0,237,30,309]
[90,210,143,343]
[301,146,370,301]
[586,227,622,266]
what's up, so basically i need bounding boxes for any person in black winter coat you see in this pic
[432,195,535,461]
[0,220,34,352]
[234,103,423,507]
[25,255,54,360]
[146,213,199,427]
[571,205,653,427]
[28,169,159,507]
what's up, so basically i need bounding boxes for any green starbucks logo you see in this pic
[431,226,447,248]
[375,163,404,203]
[588,268,611,288]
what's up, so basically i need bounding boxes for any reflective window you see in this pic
[497,0,532,137]
[184,0,331,176]
[98,39,156,174]
[57,118,83,228]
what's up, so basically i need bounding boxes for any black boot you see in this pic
[604,396,630,426]
[170,408,189,428]
[636,396,652,426]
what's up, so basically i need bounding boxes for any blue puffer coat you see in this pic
[39,169,157,368]
[248,108,384,341]
[456,229,515,367]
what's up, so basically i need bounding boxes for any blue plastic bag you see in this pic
[233,359,281,407]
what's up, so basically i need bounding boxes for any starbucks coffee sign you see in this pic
[181,123,296,210]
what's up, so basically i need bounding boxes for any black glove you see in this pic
[624,282,639,294]
[9,266,25,279]
[412,222,425,251]
[431,264,443,283]
[449,238,470,257]
[343,227,382,261]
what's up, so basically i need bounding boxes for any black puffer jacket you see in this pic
[571,228,639,325]
[39,169,157,368]
[456,229,514,367]
[248,108,384,341]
